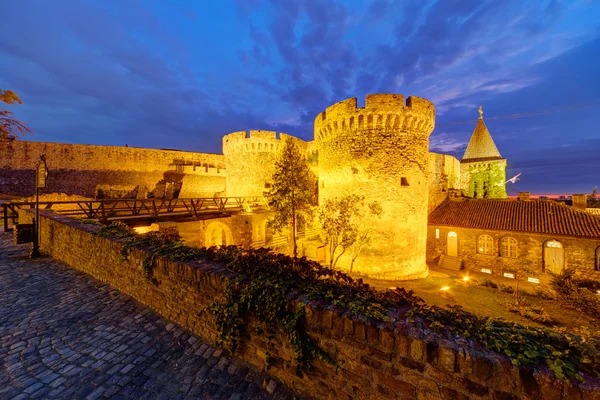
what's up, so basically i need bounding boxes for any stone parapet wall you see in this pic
[0,140,226,198]
[28,211,600,399]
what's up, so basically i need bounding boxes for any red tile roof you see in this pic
[429,199,600,238]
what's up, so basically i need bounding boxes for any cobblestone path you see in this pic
[0,232,294,400]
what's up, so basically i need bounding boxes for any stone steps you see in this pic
[438,254,463,271]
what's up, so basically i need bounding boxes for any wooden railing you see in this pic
[2,197,270,232]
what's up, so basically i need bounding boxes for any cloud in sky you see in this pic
[0,0,599,193]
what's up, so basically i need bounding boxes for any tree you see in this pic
[349,201,383,273]
[588,187,600,208]
[269,138,316,259]
[319,195,361,269]
[319,195,382,271]
[1,89,33,140]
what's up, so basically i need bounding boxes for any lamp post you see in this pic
[31,155,48,258]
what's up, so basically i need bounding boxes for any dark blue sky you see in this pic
[1,0,599,195]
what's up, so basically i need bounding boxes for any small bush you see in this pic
[575,278,600,292]
[499,283,515,294]
[551,269,600,322]
[478,278,498,289]
[96,221,135,238]
[504,301,556,326]
[533,284,555,300]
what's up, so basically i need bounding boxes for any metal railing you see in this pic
[2,196,270,232]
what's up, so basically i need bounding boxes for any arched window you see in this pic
[500,237,518,258]
[596,246,600,271]
[478,235,493,254]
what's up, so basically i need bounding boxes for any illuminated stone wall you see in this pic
[222,131,307,197]
[428,153,461,213]
[315,94,435,280]
[0,140,226,198]
[24,210,599,400]
[427,225,600,281]
[460,159,507,199]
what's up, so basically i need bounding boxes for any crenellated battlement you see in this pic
[314,93,435,142]
[222,130,307,154]
[222,130,283,154]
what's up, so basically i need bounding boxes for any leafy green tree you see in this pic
[268,138,316,259]
[320,195,361,269]
[588,187,600,208]
[1,89,33,140]
[349,201,383,273]
[319,195,382,270]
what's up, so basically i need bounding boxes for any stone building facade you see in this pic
[427,195,600,281]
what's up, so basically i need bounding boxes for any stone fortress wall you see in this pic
[0,140,227,198]
[222,130,308,197]
[428,153,461,214]
[0,93,468,281]
[315,94,436,280]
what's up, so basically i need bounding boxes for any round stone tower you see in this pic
[315,94,435,280]
[222,130,306,197]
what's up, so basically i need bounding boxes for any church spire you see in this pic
[461,106,503,162]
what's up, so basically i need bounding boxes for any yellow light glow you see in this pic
[440,286,450,291]
[462,276,470,282]
[133,226,153,234]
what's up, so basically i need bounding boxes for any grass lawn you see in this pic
[364,267,599,335]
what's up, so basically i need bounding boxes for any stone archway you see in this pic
[205,221,234,247]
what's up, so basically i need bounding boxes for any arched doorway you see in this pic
[447,232,458,257]
[205,221,234,247]
[544,240,564,274]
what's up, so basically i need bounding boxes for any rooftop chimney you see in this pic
[448,189,463,201]
[518,192,530,201]
[572,194,587,211]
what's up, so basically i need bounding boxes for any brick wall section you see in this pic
[22,211,600,399]
[0,140,226,198]
[427,225,600,281]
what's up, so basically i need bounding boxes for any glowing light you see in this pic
[462,276,470,282]
[527,277,540,284]
[133,226,153,234]
[480,268,492,274]
[440,286,450,291]
[503,272,515,279]
[597,290,600,296]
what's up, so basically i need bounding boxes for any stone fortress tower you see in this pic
[460,106,507,198]
[222,130,307,197]
[315,94,435,280]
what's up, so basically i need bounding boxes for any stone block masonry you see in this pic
[0,140,226,198]
[27,212,600,399]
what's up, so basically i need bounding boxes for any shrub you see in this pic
[410,304,600,380]
[504,301,556,326]
[499,283,515,294]
[478,278,498,289]
[96,221,135,238]
[551,269,600,322]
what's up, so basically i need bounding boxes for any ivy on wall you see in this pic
[95,223,600,380]
[464,161,507,199]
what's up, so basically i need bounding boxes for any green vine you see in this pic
[93,225,600,381]
[409,305,600,380]
[96,221,136,238]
